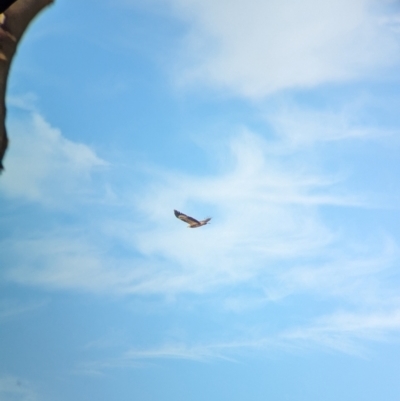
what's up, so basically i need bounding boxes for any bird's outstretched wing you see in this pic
[174,210,200,225]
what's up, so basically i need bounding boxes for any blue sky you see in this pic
[1,0,400,399]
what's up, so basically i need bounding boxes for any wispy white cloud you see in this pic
[161,0,400,97]
[0,112,107,205]
[3,234,137,294]
[0,376,38,401]
[265,237,399,303]
[77,304,400,371]
[6,93,39,113]
[3,129,393,303]
[124,343,234,362]
[283,308,400,355]
[0,299,47,321]
[263,102,397,147]
[379,11,400,34]
[77,340,253,373]
[3,98,400,361]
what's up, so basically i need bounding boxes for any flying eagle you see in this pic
[174,210,211,228]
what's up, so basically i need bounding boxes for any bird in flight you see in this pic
[174,210,211,228]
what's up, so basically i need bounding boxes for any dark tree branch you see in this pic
[0,1,18,14]
[0,0,53,171]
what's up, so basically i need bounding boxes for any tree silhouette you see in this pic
[0,0,53,171]
[0,1,18,14]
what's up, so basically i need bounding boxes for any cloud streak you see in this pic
[76,305,400,372]
[283,308,400,355]
[163,0,400,97]
[2,95,400,363]
[6,122,400,363]
[0,376,38,401]
[2,127,394,303]
[0,299,47,321]
[0,111,107,205]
